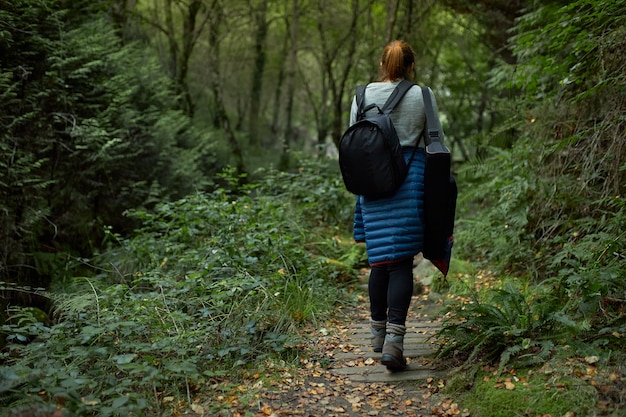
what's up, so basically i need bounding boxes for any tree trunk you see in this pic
[148,0,209,117]
[208,0,247,179]
[163,0,178,79]
[441,0,524,64]
[329,0,363,149]
[279,0,299,171]
[109,0,137,40]
[385,0,400,42]
[248,0,269,146]
[400,0,435,38]
[270,34,288,141]
[178,0,204,117]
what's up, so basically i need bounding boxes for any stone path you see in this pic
[246,301,452,417]
[326,256,450,384]
[239,260,453,416]
[329,318,447,383]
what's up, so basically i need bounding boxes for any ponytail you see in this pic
[378,40,415,82]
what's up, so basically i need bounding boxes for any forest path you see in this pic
[330,316,446,383]
[246,262,461,417]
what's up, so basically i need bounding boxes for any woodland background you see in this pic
[1,0,625,415]
[1,0,526,283]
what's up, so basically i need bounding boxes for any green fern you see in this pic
[437,280,582,369]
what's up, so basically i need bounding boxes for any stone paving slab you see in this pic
[332,364,446,382]
[349,333,436,342]
[329,320,447,383]
[332,347,438,360]
[350,321,442,329]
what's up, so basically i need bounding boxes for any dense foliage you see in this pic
[1,0,625,415]
[0,161,357,415]
[440,0,625,368]
[0,1,218,287]
[1,0,499,289]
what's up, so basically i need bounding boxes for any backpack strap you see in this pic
[383,80,418,167]
[355,85,366,117]
[355,80,415,120]
[381,80,415,114]
[355,85,377,121]
[421,86,442,145]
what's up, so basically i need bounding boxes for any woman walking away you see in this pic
[351,40,445,372]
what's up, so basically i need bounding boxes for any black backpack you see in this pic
[339,80,416,199]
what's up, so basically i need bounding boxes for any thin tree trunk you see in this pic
[279,0,299,171]
[178,0,203,117]
[248,0,269,146]
[385,0,400,42]
[270,34,288,140]
[146,0,209,117]
[110,0,137,40]
[402,0,434,38]
[329,0,364,149]
[164,0,178,79]
[208,0,246,179]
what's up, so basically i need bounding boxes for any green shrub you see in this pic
[0,163,355,415]
[438,279,586,371]
[447,0,626,368]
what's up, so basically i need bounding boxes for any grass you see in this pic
[443,350,626,417]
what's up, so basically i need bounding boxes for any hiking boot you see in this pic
[370,319,386,353]
[381,323,407,372]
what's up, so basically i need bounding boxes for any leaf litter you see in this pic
[192,290,466,417]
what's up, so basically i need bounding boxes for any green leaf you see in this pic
[113,354,137,365]
[111,395,129,409]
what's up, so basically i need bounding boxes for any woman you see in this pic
[351,40,445,372]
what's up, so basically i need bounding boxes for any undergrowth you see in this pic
[439,0,626,384]
[0,158,357,416]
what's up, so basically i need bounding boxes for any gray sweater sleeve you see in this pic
[349,81,445,148]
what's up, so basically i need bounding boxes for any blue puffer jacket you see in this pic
[353,148,426,265]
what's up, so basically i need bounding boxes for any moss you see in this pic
[446,367,598,417]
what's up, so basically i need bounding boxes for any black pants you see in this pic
[368,257,414,325]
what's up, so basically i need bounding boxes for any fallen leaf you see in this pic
[259,405,273,415]
[327,406,345,412]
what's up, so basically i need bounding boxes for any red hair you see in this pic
[378,40,416,82]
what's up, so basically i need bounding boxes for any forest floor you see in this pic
[202,261,463,417]
[181,261,626,417]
